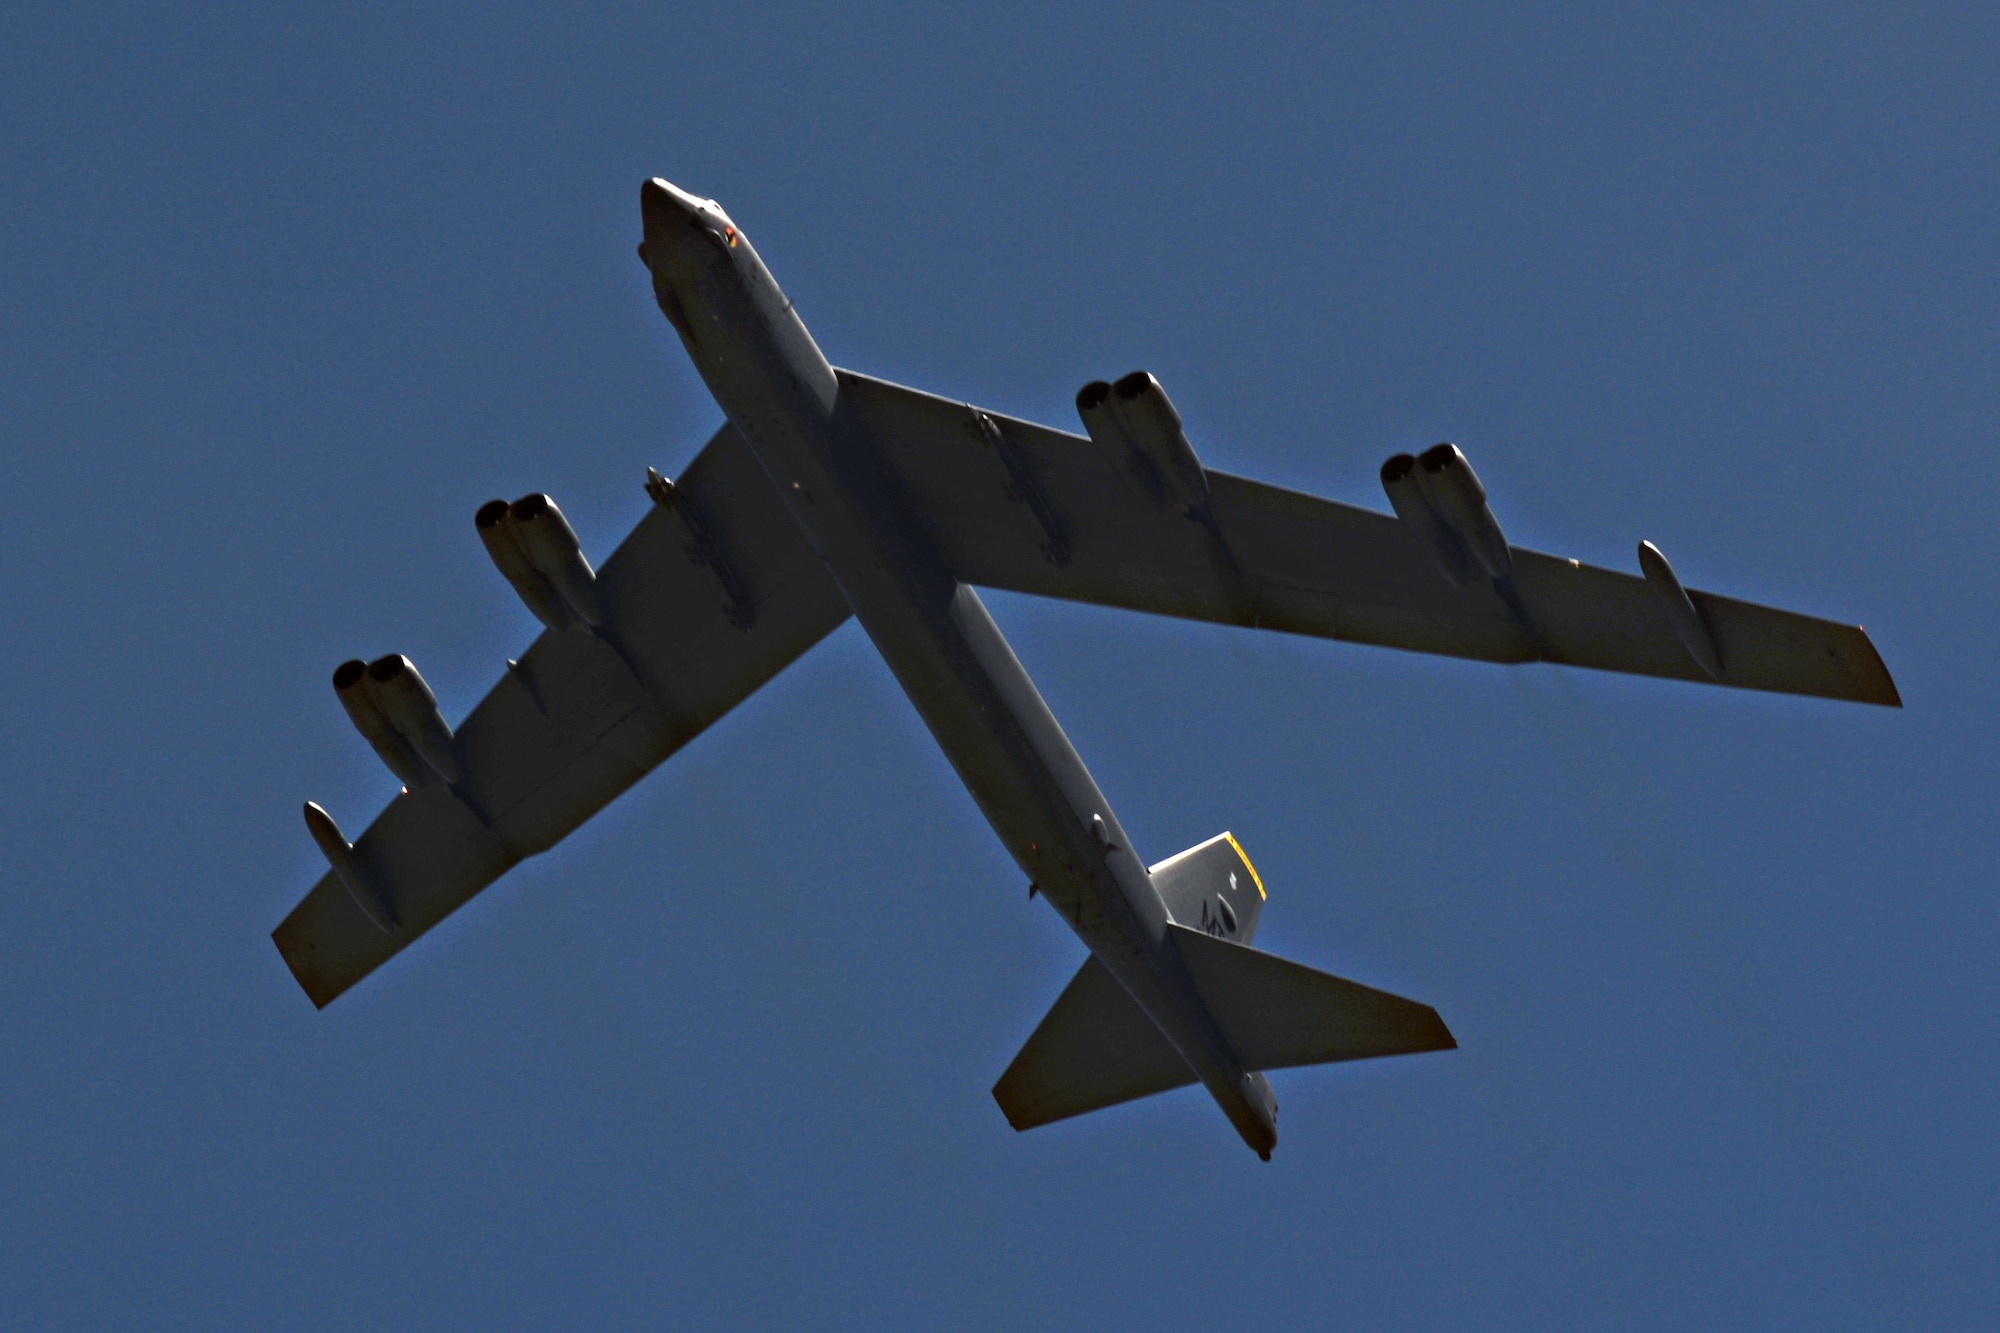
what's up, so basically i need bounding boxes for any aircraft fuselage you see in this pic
[636,179,1279,1157]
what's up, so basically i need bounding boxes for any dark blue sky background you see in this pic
[4,4,1994,1326]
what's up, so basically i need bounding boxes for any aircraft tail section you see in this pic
[994,848,1453,1135]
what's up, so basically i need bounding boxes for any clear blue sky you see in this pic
[3,4,1993,1327]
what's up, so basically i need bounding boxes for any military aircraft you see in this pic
[274,178,1900,1160]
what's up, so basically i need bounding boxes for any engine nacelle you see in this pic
[476,493,603,629]
[333,658,430,787]
[1415,443,1511,580]
[1380,452,1471,588]
[476,499,578,633]
[334,654,464,786]
[1075,373,1210,517]
[1075,378,1125,457]
[510,493,604,627]
[1110,372,1210,515]
[366,654,464,784]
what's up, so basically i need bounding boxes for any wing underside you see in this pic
[279,370,1896,1007]
[838,369,1898,706]
[273,423,851,1007]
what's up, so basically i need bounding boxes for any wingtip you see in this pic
[1432,1013,1459,1052]
[1855,625,1904,708]
[270,924,335,1010]
[991,1082,1033,1132]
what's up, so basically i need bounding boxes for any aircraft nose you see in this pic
[638,178,710,275]
[641,177,707,231]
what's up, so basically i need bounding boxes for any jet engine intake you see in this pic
[476,499,578,633]
[477,493,603,629]
[1380,453,1470,587]
[1415,443,1511,580]
[510,493,603,626]
[1075,373,1210,517]
[365,654,464,785]
[1110,372,1210,516]
[333,658,430,787]
[1075,379,1133,482]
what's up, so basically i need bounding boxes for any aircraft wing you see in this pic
[272,423,851,1007]
[839,370,1899,706]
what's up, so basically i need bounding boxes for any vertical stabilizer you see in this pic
[1150,832,1265,943]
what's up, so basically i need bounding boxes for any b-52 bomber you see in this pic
[274,178,1899,1159]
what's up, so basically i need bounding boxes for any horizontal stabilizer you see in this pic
[1169,924,1455,1070]
[992,957,1194,1131]
[994,930,1454,1133]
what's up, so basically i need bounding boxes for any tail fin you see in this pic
[1150,831,1265,944]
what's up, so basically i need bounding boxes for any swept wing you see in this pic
[273,423,849,1006]
[839,370,1898,706]
[279,372,1896,1007]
